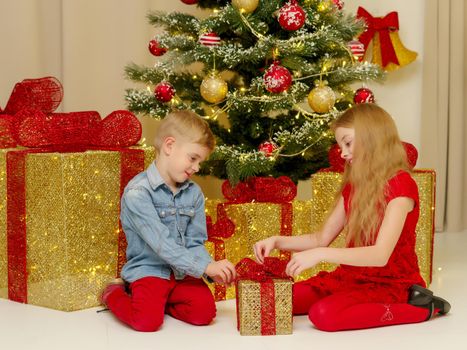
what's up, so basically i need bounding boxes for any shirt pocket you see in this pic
[177,206,195,234]
[155,206,176,226]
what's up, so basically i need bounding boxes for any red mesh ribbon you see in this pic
[116,149,147,277]
[357,7,400,67]
[222,176,296,204]
[235,257,290,335]
[2,77,63,115]
[5,147,145,302]
[222,176,296,260]
[0,77,142,150]
[321,142,418,173]
[206,205,235,300]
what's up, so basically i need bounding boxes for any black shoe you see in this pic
[408,284,451,319]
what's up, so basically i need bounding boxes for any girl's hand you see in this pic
[286,249,323,277]
[253,236,278,264]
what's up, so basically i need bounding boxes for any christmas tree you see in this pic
[125,0,384,184]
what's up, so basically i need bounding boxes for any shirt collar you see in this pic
[147,161,192,192]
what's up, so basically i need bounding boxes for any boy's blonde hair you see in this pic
[154,110,216,153]
[331,103,409,246]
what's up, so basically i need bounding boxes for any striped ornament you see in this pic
[199,32,221,48]
[347,39,365,58]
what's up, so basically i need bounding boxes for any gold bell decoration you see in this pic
[357,7,417,71]
[200,72,228,104]
[307,81,336,114]
[232,0,260,14]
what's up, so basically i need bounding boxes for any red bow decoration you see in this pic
[207,205,235,241]
[206,205,236,301]
[222,176,297,204]
[357,7,399,68]
[0,77,142,150]
[236,257,290,282]
[321,142,418,173]
[235,257,291,335]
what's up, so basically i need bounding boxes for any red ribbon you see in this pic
[235,257,290,335]
[320,142,418,173]
[206,205,235,300]
[222,176,296,204]
[6,147,146,303]
[1,77,142,150]
[116,149,147,277]
[356,7,400,67]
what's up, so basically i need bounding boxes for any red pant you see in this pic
[106,275,216,332]
[293,281,430,331]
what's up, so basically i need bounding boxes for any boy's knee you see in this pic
[191,304,216,325]
[131,315,164,332]
[186,300,216,325]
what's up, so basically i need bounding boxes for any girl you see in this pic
[254,103,450,331]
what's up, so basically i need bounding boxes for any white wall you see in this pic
[345,0,425,151]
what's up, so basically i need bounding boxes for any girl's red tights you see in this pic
[293,282,430,331]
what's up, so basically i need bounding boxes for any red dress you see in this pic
[293,171,429,330]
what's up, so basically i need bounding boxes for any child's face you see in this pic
[335,127,355,165]
[166,138,210,185]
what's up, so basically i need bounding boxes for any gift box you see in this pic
[307,170,436,286]
[0,77,154,311]
[236,258,293,336]
[0,146,155,311]
[205,177,312,300]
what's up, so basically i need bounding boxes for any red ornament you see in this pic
[278,0,306,31]
[154,81,175,103]
[258,141,278,157]
[148,39,167,56]
[263,62,293,93]
[353,87,375,104]
[332,0,344,10]
[181,0,198,4]
[199,32,221,48]
[348,39,365,60]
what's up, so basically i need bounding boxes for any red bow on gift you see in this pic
[222,176,297,204]
[322,141,418,173]
[357,7,399,68]
[236,257,290,282]
[207,205,235,241]
[0,77,142,150]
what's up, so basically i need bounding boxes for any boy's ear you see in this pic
[162,136,176,155]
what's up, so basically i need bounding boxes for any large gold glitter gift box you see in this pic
[204,199,312,300]
[306,170,435,286]
[0,146,154,311]
[236,258,293,336]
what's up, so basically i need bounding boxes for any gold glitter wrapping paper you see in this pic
[237,279,293,336]
[307,171,435,286]
[204,200,313,299]
[0,146,155,311]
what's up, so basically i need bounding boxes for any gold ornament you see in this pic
[307,82,336,113]
[200,73,228,104]
[232,0,259,14]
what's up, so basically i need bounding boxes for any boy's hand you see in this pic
[253,236,277,264]
[205,259,237,285]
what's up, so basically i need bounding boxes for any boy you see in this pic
[101,110,236,332]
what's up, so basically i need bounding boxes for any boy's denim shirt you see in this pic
[120,162,212,283]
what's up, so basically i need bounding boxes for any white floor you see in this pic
[1,230,466,350]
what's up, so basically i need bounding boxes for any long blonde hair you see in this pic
[331,103,410,246]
